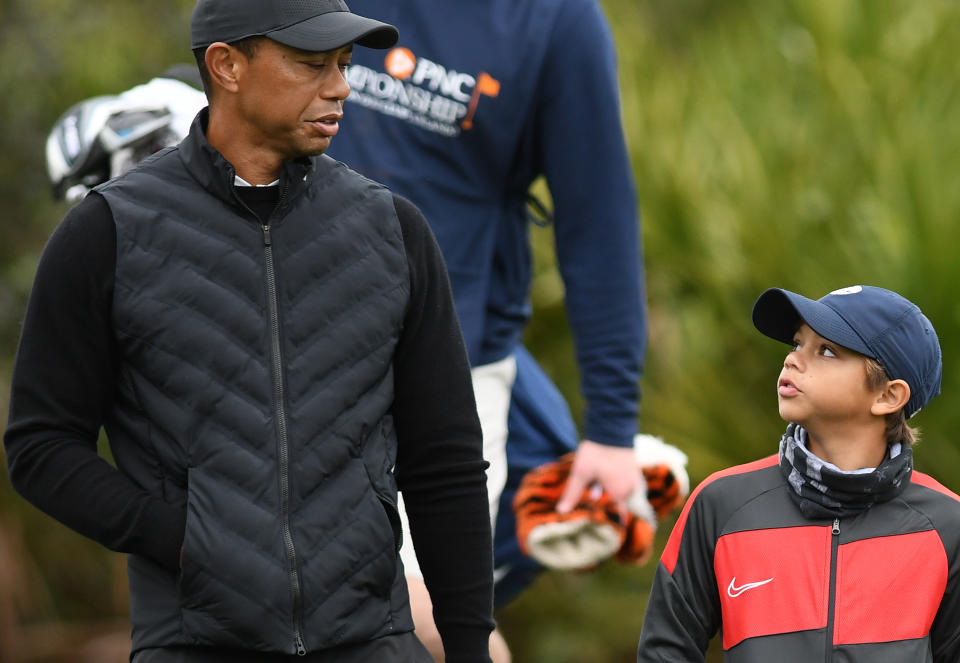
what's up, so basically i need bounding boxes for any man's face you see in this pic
[777,323,881,437]
[235,39,352,160]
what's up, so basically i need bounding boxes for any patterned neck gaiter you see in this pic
[778,423,913,519]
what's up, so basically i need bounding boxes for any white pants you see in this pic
[397,355,517,578]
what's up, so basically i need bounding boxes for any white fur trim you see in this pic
[526,520,622,571]
[633,433,690,497]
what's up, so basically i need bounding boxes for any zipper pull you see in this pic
[262,225,272,247]
[832,518,840,535]
[295,634,306,656]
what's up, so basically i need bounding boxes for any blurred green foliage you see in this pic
[2,0,960,661]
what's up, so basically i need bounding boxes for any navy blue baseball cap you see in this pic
[191,0,399,52]
[752,285,942,418]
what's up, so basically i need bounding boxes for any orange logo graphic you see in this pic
[374,47,501,132]
[384,47,416,79]
[462,72,500,130]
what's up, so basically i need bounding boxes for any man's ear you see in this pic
[205,42,244,95]
[872,379,910,416]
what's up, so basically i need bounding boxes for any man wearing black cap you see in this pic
[3,1,494,661]
[636,285,960,662]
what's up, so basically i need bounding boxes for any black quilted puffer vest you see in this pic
[97,111,414,655]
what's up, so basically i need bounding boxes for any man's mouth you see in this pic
[309,114,342,136]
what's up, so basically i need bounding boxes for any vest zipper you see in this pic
[825,517,840,661]
[262,223,306,656]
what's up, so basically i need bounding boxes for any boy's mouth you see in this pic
[778,377,800,396]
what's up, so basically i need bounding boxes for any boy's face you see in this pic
[777,323,883,434]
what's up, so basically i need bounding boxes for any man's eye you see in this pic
[822,346,836,358]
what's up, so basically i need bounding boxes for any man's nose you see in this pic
[328,69,351,101]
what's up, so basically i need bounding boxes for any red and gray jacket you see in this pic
[637,455,960,662]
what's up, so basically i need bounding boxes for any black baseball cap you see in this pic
[191,0,399,52]
[753,285,942,418]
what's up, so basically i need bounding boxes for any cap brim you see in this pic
[752,288,873,356]
[266,11,398,51]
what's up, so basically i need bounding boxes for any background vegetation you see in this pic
[2,0,959,661]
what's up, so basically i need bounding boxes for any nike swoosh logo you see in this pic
[727,576,773,597]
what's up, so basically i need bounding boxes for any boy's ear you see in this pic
[872,379,910,416]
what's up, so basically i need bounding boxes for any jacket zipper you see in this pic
[262,222,306,657]
[825,517,840,661]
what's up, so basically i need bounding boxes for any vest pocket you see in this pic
[378,490,403,554]
[361,459,402,554]
[176,466,289,650]
[176,467,202,644]
[298,457,400,633]
[353,458,400,602]
[359,418,401,553]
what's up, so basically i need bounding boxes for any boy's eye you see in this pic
[822,346,837,358]
[790,341,801,352]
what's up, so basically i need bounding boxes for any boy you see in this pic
[637,285,960,662]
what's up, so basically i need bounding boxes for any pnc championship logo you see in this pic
[345,46,500,137]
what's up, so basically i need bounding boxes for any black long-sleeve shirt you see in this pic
[4,189,494,661]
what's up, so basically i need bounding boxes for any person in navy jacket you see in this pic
[326,2,647,659]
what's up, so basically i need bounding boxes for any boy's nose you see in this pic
[783,351,802,370]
